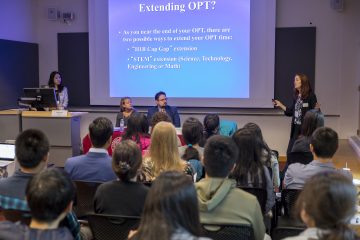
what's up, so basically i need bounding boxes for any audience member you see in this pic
[115,97,137,127]
[129,171,209,240]
[150,111,172,132]
[147,91,180,127]
[179,117,204,181]
[231,128,275,214]
[94,140,149,216]
[284,171,358,240]
[48,71,69,109]
[142,122,193,182]
[196,135,265,240]
[199,114,219,147]
[120,113,151,154]
[244,122,280,189]
[0,168,76,240]
[65,117,117,182]
[291,109,324,153]
[284,127,352,189]
[0,129,80,239]
[150,111,182,146]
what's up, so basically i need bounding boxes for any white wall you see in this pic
[33,0,88,85]
[0,0,36,42]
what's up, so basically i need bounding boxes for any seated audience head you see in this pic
[155,91,167,108]
[131,171,200,240]
[232,128,264,186]
[301,109,325,137]
[181,117,203,161]
[150,112,172,132]
[89,117,114,148]
[203,114,220,138]
[112,140,142,182]
[150,121,182,177]
[310,127,338,159]
[120,97,133,112]
[203,135,238,178]
[296,171,357,239]
[123,113,149,140]
[15,129,50,170]
[182,117,203,145]
[243,122,277,168]
[26,168,75,226]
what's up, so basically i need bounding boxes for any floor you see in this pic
[333,139,360,180]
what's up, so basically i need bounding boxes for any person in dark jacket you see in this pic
[273,73,319,153]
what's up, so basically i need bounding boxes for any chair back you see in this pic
[239,187,267,214]
[271,226,305,240]
[201,223,254,240]
[286,151,313,166]
[2,209,31,225]
[281,189,302,218]
[88,213,140,240]
[73,181,102,218]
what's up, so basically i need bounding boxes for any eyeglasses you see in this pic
[158,98,168,102]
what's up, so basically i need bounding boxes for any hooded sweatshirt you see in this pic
[195,177,265,240]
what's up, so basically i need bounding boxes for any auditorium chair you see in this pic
[201,223,254,240]
[272,189,305,239]
[1,209,31,225]
[73,181,102,219]
[286,151,313,166]
[271,226,305,240]
[88,213,140,240]
[238,186,267,214]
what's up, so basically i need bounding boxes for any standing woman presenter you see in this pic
[48,71,69,109]
[273,73,318,153]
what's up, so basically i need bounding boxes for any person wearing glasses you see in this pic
[147,91,180,127]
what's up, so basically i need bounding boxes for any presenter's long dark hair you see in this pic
[48,71,64,92]
[130,171,201,240]
[294,73,312,99]
[295,171,357,240]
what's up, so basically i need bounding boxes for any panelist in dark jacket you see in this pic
[147,91,180,127]
[273,73,319,153]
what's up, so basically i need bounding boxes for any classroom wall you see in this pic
[0,0,359,155]
[0,0,36,43]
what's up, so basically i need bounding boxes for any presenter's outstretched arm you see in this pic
[272,99,286,111]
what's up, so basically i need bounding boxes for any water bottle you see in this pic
[119,118,125,132]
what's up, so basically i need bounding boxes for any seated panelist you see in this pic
[115,97,137,127]
[147,91,180,127]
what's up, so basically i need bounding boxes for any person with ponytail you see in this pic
[94,140,149,216]
[284,171,358,240]
[180,118,204,181]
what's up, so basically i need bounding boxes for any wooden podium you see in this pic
[20,111,87,167]
[0,110,22,141]
[0,110,88,167]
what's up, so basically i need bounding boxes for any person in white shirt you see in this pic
[283,171,357,240]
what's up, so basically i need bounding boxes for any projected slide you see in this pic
[108,0,250,98]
